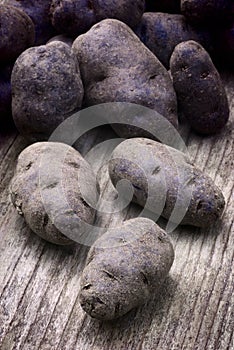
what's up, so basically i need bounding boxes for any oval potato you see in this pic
[4,0,56,45]
[79,217,174,320]
[11,41,84,141]
[72,19,178,137]
[170,40,229,134]
[0,5,35,63]
[109,138,225,228]
[10,142,97,245]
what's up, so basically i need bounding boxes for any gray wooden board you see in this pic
[0,72,233,350]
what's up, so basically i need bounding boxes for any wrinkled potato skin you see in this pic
[3,0,56,45]
[11,41,84,141]
[72,19,178,130]
[135,13,212,69]
[10,142,97,245]
[170,40,229,134]
[181,0,232,25]
[79,218,174,320]
[0,5,35,63]
[50,0,145,37]
[109,138,225,228]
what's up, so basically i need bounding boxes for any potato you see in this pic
[3,0,56,45]
[0,5,35,63]
[79,217,174,320]
[72,19,178,134]
[135,13,212,69]
[181,0,232,25]
[145,0,180,13]
[50,0,145,37]
[10,142,97,245]
[0,64,14,127]
[108,138,225,228]
[170,40,229,134]
[11,41,84,141]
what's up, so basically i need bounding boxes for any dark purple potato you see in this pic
[0,5,35,63]
[11,41,84,141]
[72,19,178,137]
[170,40,229,135]
[50,0,145,37]
[135,13,213,69]
[4,0,57,45]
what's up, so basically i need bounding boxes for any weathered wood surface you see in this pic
[0,72,233,350]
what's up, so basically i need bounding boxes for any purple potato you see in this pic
[50,0,145,37]
[0,4,35,63]
[79,218,174,320]
[135,12,212,69]
[170,40,229,134]
[109,138,226,227]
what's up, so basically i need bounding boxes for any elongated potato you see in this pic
[72,19,178,135]
[79,217,174,320]
[11,41,84,141]
[108,138,225,228]
[50,0,145,37]
[10,142,97,245]
[170,40,229,134]
[135,13,212,69]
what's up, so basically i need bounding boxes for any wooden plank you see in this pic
[0,73,233,350]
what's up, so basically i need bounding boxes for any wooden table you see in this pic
[0,72,233,350]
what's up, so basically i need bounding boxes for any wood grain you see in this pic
[0,73,233,350]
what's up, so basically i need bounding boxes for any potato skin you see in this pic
[79,218,174,320]
[10,142,97,245]
[11,41,84,141]
[50,0,145,37]
[169,40,229,134]
[4,0,57,45]
[135,13,212,69]
[108,138,225,228]
[181,0,232,25]
[0,5,35,63]
[72,19,178,132]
